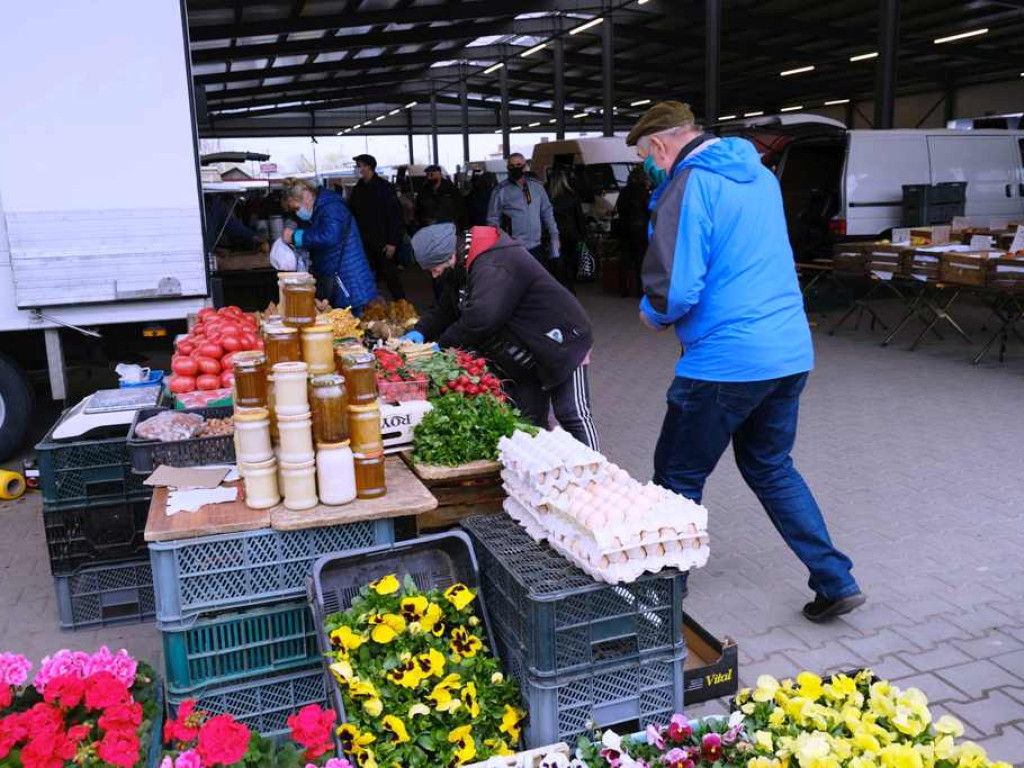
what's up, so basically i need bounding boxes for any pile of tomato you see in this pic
[168,306,263,394]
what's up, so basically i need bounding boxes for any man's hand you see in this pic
[550,239,561,260]
[282,228,294,246]
[384,245,397,259]
[639,310,668,331]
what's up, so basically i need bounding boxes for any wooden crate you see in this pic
[907,249,941,282]
[401,454,506,533]
[831,242,872,275]
[940,251,996,287]
[989,254,1024,293]
[866,244,912,276]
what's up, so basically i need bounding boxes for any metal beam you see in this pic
[430,90,440,165]
[705,0,720,123]
[553,23,566,140]
[602,8,614,136]
[500,65,511,157]
[407,109,415,165]
[459,70,470,163]
[875,0,899,129]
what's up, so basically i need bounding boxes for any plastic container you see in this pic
[377,377,429,403]
[339,352,377,405]
[241,457,280,510]
[119,370,165,389]
[45,493,152,576]
[280,460,317,511]
[300,324,336,375]
[310,374,348,444]
[162,600,318,696]
[54,558,155,630]
[348,403,382,453]
[234,407,273,464]
[315,441,356,506]
[151,521,396,626]
[37,420,147,507]
[353,451,386,499]
[463,513,687,677]
[128,406,236,474]
[277,412,315,464]
[264,325,301,368]
[272,362,309,416]
[233,352,268,408]
[280,273,317,328]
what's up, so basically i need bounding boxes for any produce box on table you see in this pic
[401,452,505,534]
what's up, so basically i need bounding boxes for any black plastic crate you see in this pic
[54,558,155,630]
[463,513,686,678]
[902,182,967,226]
[128,406,236,474]
[44,491,153,575]
[36,422,147,507]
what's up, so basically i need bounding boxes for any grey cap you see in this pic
[411,223,457,269]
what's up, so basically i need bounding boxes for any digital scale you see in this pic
[51,387,163,441]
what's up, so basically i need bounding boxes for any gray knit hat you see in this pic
[411,223,457,269]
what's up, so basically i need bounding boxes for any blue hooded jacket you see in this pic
[640,136,814,382]
[293,188,378,312]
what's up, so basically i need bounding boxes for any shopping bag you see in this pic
[576,240,597,282]
[270,238,297,271]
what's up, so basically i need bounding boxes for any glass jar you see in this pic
[241,457,280,509]
[232,352,268,408]
[277,412,315,464]
[316,441,356,506]
[233,407,274,464]
[310,374,349,444]
[265,376,279,442]
[339,352,378,405]
[348,403,382,453]
[271,361,309,415]
[264,325,300,368]
[280,273,317,328]
[276,272,305,306]
[353,451,386,499]
[280,460,318,510]
[301,324,336,375]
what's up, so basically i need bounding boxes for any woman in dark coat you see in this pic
[545,166,588,294]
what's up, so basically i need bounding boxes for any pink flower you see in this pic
[701,733,723,763]
[324,760,353,768]
[0,654,31,687]
[32,650,89,693]
[662,748,694,768]
[175,749,203,768]
[86,647,138,688]
[160,758,173,768]
[666,714,692,743]
[600,749,623,768]
[645,724,666,751]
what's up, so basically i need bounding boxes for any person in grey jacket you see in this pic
[487,153,560,263]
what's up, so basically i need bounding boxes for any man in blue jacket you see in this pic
[628,102,863,622]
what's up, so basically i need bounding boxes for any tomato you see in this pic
[175,340,195,355]
[254,339,265,351]
[240,333,259,351]
[218,322,241,336]
[220,371,235,388]
[220,352,237,370]
[197,357,222,376]
[172,357,199,377]
[199,342,224,359]
[221,335,242,353]
[169,375,196,394]
[198,307,216,321]
[196,374,221,391]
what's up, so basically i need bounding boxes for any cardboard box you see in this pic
[831,242,873,275]
[940,250,1002,287]
[683,613,739,705]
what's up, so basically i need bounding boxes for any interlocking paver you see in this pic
[893,671,971,705]
[947,691,1024,739]
[978,726,1024,767]
[938,659,1022,699]
[953,632,1024,661]
[899,643,975,673]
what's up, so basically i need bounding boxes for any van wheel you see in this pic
[0,353,32,462]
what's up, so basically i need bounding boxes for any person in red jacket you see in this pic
[404,223,599,449]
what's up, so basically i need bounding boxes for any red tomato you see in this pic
[172,357,199,377]
[175,340,195,355]
[197,307,216,320]
[169,375,196,394]
[220,352,237,370]
[199,342,224,360]
[218,307,237,317]
[196,374,220,391]
[240,333,259,350]
[254,339,265,350]
[219,322,242,336]
[220,371,235,388]
[221,335,242,353]
[197,357,222,376]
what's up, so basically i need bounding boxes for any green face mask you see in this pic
[643,154,668,187]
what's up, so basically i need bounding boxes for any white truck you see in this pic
[0,0,209,459]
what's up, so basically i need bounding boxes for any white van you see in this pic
[720,115,1024,255]
[530,137,638,221]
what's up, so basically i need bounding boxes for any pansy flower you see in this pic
[499,704,522,742]
[367,613,406,644]
[381,715,410,744]
[443,583,475,611]
[400,596,428,622]
[368,575,399,596]
[427,673,461,709]
[448,725,476,765]
[415,648,446,678]
[330,626,365,653]
[449,627,483,659]
[336,724,375,755]
[386,660,425,690]
[460,681,480,718]
[420,602,444,633]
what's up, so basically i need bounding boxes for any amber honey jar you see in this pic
[301,324,336,375]
[339,351,377,405]
[279,273,317,328]
[232,352,267,408]
[348,402,382,453]
[264,325,300,368]
[310,374,349,444]
[353,451,386,499]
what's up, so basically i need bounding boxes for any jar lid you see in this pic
[280,273,316,286]
[310,373,344,387]
[301,323,333,336]
[273,361,308,374]
[276,271,307,281]
[279,459,316,469]
[317,440,351,449]
[348,403,379,413]
[234,407,270,422]
[242,457,277,470]
[265,325,298,337]
[341,351,375,365]
[277,411,312,422]
[232,351,266,368]
[353,450,385,460]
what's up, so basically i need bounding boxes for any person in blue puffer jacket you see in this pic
[280,177,378,314]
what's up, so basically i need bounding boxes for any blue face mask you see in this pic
[296,206,312,222]
[643,155,668,187]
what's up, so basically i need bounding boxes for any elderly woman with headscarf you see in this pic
[403,223,599,449]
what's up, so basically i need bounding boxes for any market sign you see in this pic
[259,163,278,174]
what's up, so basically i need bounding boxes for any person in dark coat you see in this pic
[545,166,588,294]
[415,165,464,228]
[465,172,496,227]
[348,153,406,300]
[402,223,599,449]
[280,177,378,314]
[614,166,652,297]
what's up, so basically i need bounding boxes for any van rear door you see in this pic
[845,131,930,236]
[927,135,1023,224]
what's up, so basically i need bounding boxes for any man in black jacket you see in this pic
[404,223,599,449]
[414,165,464,228]
[348,154,406,300]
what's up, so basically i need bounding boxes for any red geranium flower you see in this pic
[196,713,251,766]
[20,723,78,768]
[84,671,131,711]
[164,700,202,745]
[43,674,86,709]
[287,704,336,761]
[96,728,140,768]
[67,723,92,744]
[98,701,143,733]
[0,684,11,711]
[0,712,29,759]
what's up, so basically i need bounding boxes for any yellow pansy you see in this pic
[420,602,444,632]
[386,659,425,689]
[854,730,882,753]
[400,595,428,621]
[769,707,787,728]
[850,758,880,768]
[444,583,476,611]
[448,725,477,765]
[354,748,378,768]
[793,732,832,764]
[491,672,504,685]
[450,626,483,659]
[935,714,964,738]
[754,675,781,703]
[879,743,923,768]
[755,730,774,752]
[369,574,400,595]
[484,738,515,756]
[408,703,430,718]
[750,759,783,768]
[499,705,522,742]
[381,715,410,744]
[461,681,480,718]
[330,625,366,652]
[736,687,752,705]
[427,673,462,709]
[368,613,406,644]
[741,702,756,715]
[797,672,824,702]
[330,659,354,684]
[337,723,376,754]
[347,678,378,698]
[832,738,853,761]
[954,743,988,768]
[362,697,382,717]
[414,647,446,678]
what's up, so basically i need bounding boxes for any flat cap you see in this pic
[626,101,696,146]
[353,153,377,168]
[424,164,442,174]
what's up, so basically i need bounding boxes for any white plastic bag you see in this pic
[270,238,297,271]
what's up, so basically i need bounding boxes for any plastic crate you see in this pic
[54,558,155,630]
[163,601,319,697]
[128,406,236,474]
[144,682,165,768]
[167,666,329,740]
[44,491,153,576]
[494,624,684,748]
[308,531,495,722]
[36,423,148,507]
[463,513,686,678]
[151,519,395,626]
[377,377,428,403]
[902,183,967,227]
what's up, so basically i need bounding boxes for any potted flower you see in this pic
[578,713,752,768]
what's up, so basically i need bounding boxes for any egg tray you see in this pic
[498,429,608,492]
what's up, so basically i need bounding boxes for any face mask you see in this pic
[296,206,313,222]
[507,166,524,181]
[643,155,668,187]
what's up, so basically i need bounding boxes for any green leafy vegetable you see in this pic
[413,394,536,466]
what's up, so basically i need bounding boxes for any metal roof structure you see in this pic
[187,0,1024,140]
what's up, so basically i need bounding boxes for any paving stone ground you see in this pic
[2,282,1024,762]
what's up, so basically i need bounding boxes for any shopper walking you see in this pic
[613,166,652,297]
[628,101,863,622]
[279,178,377,315]
[487,153,560,265]
[546,166,587,294]
[415,164,463,228]
[403,223,598,450]
[465,172,496,227]
[348,153,406,300]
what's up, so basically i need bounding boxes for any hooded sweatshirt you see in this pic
[640,136,814,382]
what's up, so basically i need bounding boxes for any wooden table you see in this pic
[145,456,436,542]
[401,453,505,533]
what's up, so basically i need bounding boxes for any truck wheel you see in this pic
[0,353,32,462]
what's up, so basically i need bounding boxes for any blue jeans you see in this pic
[654,373,859,601]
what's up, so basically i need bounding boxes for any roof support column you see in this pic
[553,22,566,140]
[406,108,415,165]
[500,64,511,157]
[430,90,439,165]
[704,0,721,123]
[874,0,899,129]
[460,66,470,164]
[601,9,614,137]
[943,80,956,125]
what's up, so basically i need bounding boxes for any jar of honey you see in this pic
[348,403,382,453]
[353,451,386,499]
[301,324,336,375]
[310,374,349,444]
[339,351,378,405]
[272,361,309,416]
[264,325,300,368]
[232,352,267,408]
[280,273,317,328]
[276,271,306,307]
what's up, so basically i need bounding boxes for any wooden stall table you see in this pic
[401,452,505,534]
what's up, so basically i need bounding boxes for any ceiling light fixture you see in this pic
[483,63,504,74]
[529,122,541,127]
[743,111,764,117]
[573,111,589,118]
[780,105,804,112]
[512,125,523,131]
[388,108,400,115]
[374,115,385,121]
[780,65,815,77]
[404,101,418,108]
[934,28,988,44]
[825,98,850,105]
[521,43,547,57]
[718,114,737,120]
[631,98,651,107]
[570,17,604,35]
[549,118,557,123]
[849,52,878,61]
